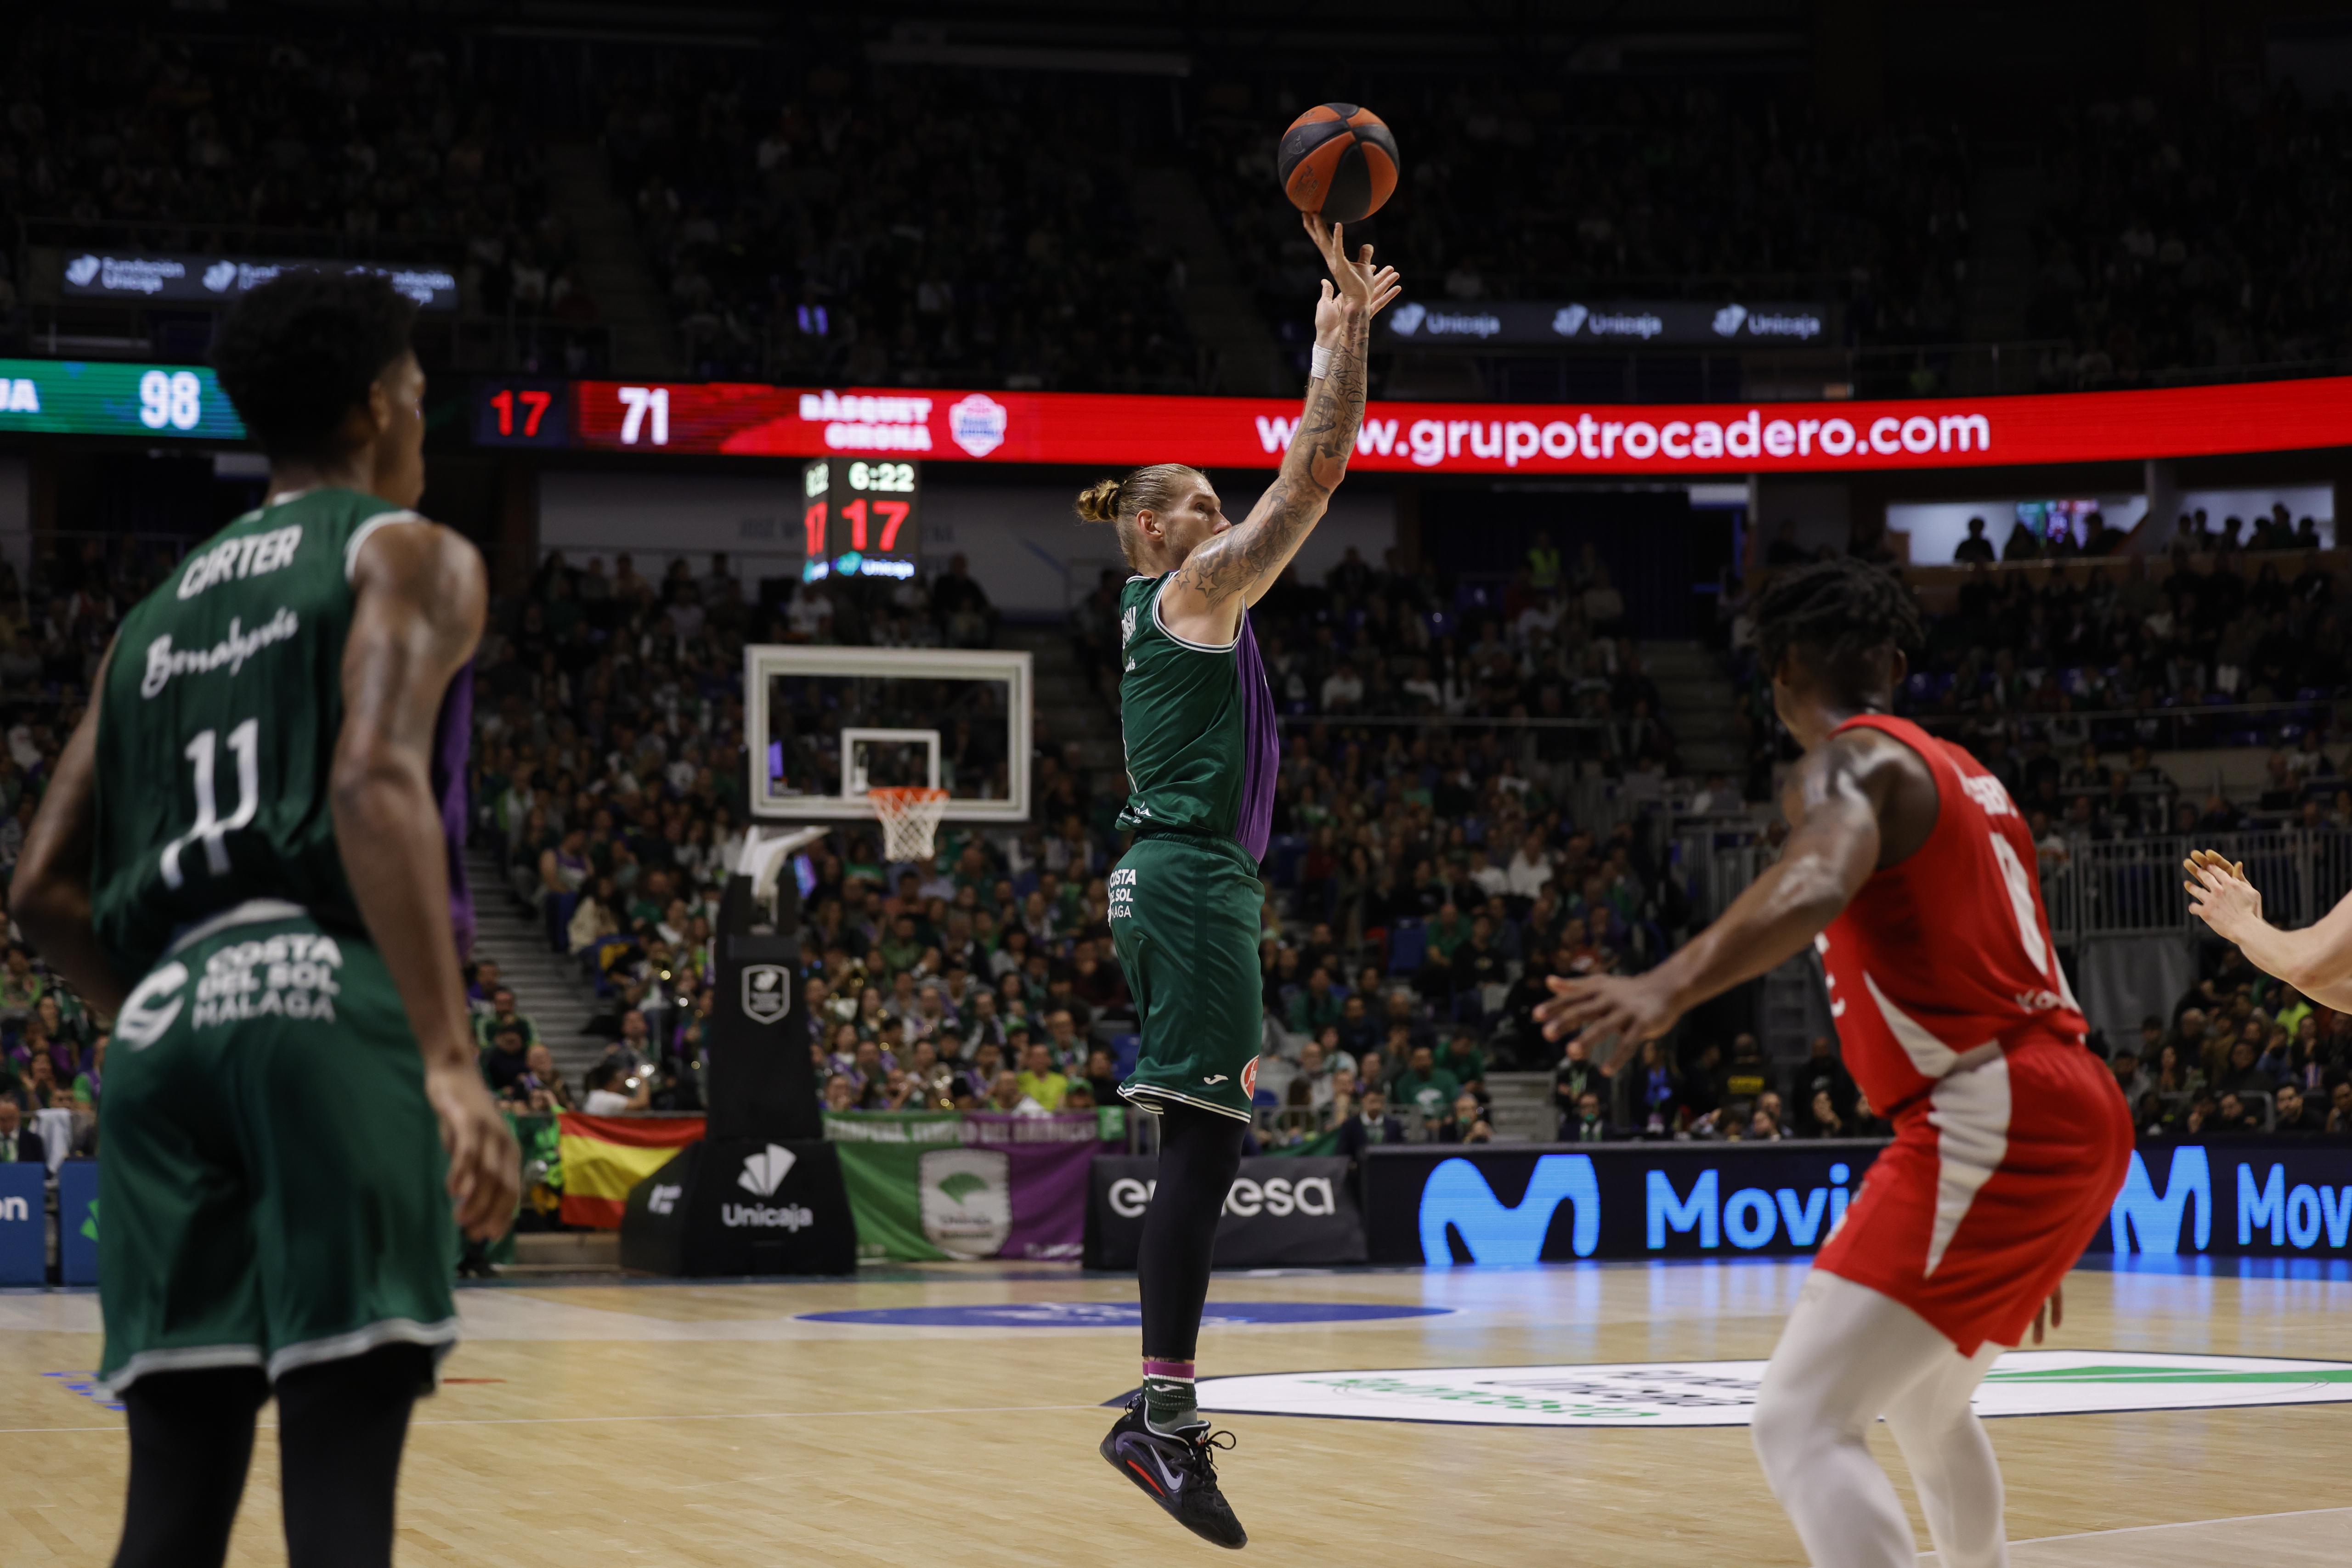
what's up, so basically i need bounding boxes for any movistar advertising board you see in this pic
[1367,1139,2352,1267]
[1365,1143,1885,1265]
[2098,1141,2352,1257]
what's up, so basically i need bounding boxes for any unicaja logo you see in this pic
[1713,303,1748,337]
[1552,303,1589,337]
[739,1143,796,1196]
[66,255,100,286]
[1389,301,1427,336]
[724,1143,815,1230]
[204,260,238,293]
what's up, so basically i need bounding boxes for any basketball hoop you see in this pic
[868,785,950,862]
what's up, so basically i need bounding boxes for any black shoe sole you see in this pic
[1099,1428,1248,1550]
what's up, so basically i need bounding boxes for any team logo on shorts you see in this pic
[115,962,189,1050]
[741,964,792,1025]
[1240,1057,1259,1099]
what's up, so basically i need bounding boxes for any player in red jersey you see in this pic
[1539,559,2132,1568]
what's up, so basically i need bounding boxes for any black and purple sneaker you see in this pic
[1100,1394,1248,1549]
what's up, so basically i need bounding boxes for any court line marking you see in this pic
[1997,1504,2352,1548]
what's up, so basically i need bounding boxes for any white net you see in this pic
[869,786,950,862]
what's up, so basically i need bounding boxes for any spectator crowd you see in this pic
[1732,514,2352,828]
[2,519,2350,1244]
[1195,77,1975,357]
[0,19,576,346]
[2024,86,2352,389]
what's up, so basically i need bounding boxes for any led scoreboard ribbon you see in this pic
[497,375,2352,474]
[0,358,244,439]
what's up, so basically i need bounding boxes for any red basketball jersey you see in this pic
[1814,714,2088,1116]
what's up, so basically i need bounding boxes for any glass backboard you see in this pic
[743,645,1032,822]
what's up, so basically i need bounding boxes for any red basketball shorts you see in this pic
[1814,1036,2133,1356]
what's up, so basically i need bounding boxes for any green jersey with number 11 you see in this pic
[91,487,473,979]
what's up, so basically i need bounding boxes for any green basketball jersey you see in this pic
[91,487,457,978]
[1112,574,1278,860]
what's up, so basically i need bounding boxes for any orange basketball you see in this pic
[1277,103,1399,225]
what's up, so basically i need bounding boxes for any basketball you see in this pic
[1277,103,1399,225]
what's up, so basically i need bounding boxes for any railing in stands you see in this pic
[1690,827,2352,941]
[1906,699,2348,756]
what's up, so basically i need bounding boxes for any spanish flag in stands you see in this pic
[557,1113,706,1228]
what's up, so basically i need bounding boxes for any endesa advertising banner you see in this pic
[1364,1139,2352,1267]
[544,375,2352,474]
[1085,1155,1368,1270]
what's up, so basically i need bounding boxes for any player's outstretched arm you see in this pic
[335,519,519,1240]
[1536,731,1894,1065]
[1165,214,1401,616]
[9,647,131,1017]
[2186,850,2352,1009]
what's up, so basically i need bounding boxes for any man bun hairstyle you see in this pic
[212,270,418,461]
[1072,463,1202,569]
[1074,478,1123,524]
[1753,557,1925,679]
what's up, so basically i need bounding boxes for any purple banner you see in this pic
[1001,1139,1103,1261]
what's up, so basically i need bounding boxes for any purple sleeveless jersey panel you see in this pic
[432,662,475,957]
[1232,615,1278,863]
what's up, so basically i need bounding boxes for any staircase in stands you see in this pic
[1639,638,1748,780]
[464,847,606,1094]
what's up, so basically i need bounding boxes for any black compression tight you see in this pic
[1137,1103,1248,1363]
[112,1344,429,1568]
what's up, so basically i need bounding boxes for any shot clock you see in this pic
[799,457,922,581]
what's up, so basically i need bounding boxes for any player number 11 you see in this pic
[160,719,260,889]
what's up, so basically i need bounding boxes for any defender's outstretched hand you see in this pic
[1306,213,1402,333]
[1535,970,1683,1070]
[2183,849,2262,946]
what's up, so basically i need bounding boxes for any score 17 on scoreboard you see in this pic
[799,457,921,582]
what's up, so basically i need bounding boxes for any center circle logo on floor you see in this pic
[1193,1352,2352,1427]
[797,1302,1453,1329]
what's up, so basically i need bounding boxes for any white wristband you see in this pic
[1310,344,1334,380]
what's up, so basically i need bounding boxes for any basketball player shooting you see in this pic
[1076,212,1398,1549]
[11,272,518,1568]
[1537,560,2132,1568]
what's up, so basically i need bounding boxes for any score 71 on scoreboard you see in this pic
[799,458,920,582]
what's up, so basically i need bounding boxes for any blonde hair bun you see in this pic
[1074,478,1123,524]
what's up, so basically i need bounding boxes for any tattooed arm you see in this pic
[1159,214,1402,644]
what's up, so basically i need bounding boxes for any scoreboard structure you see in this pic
[798,457,922,582]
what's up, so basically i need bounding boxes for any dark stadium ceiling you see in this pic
[50,0,2332,86]
[233,0,1821,69]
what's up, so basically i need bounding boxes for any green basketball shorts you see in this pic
[96,900,458,1397]
[1108,832,1264,1123]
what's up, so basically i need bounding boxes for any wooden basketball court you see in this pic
[5,1258,2349,1565]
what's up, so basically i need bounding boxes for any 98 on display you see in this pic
[799,458,921,582]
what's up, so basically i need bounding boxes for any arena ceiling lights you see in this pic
[472,375,2352,475]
